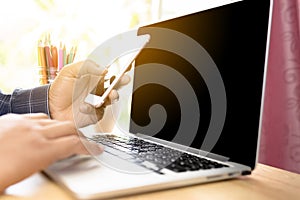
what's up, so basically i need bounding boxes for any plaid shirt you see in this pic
[0,85,50,116]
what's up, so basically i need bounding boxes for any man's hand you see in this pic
[49,60,129,128]
[0,113,103,192]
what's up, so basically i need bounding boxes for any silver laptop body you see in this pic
[44,0,273,199]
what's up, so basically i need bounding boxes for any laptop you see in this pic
[44,0,273,199]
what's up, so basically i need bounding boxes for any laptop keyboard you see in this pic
[89,134,228,173]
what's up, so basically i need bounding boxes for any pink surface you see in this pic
[259,0,300,173]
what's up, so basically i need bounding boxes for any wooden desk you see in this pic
[1,164,299,200]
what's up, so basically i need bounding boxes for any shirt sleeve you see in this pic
[0,85,50,116]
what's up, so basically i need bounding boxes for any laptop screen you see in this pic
[130,0,271,169]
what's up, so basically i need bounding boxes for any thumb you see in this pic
[77,60,107,78]
[80,102,96,114]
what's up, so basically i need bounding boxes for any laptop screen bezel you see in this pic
[129,0,273,169]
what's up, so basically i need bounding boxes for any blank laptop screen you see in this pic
[130,0,271,169]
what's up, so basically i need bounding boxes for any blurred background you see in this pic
[0,0,212,93]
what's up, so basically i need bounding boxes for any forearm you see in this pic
[0,85,50,116]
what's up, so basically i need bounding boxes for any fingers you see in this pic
[49,136,104,160]
[21,114,77,139]
[22,114,78,139]
[41,121,77,139]
[109,89,119,101]
[103,90,119,106]
[81,138,104,155]
[23,113,65,127]
[95,107,105,121]
[80,102,105,114]
[0,113,104,173]
[119,74,131,86]
[79,103,106,124]
[42,120,104,161]
[23,113,49,120]
[114,74,131,90]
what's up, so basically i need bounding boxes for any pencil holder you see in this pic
[36,66,58,85]
[36,33,77,85]
[36,66,48,85]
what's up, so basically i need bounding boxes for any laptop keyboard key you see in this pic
[89,134,229,173]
